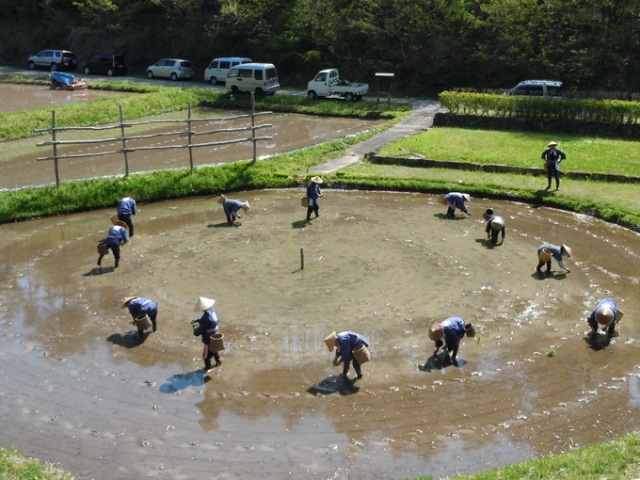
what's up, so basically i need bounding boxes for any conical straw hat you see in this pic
[324,331,337,351]
[194,297,216,311]
[121,296,138,308]
[595,307,614,326]
[428,324,443,341]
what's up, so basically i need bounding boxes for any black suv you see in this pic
[28,50,78,71]
[83,54,127,76]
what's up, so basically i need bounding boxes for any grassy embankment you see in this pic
[341,127,640,231]
[2,77,640,478]
[0,446,74,480]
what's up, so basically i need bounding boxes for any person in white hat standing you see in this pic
[428,317,475,366]
[306,176,323,222]
[122,296,158,342]
[587,298,624,342]
[536,242,572,276]
[219,195,250,226]
[442,192,471,218]
[324,331,369,380]
[192,297,222,370]
[541,141,567,190]
[482,208,506,245]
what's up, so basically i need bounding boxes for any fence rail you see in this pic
[35,97,273,186]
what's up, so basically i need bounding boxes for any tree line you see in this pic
[1,0,638,95]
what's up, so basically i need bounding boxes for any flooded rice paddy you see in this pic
[1,190,639,479]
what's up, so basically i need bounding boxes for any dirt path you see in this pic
[1,190,639,480]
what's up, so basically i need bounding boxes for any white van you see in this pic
[204,57,252,84]
[225,63,280,95]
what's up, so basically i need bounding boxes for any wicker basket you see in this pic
[353,344,371,364]
[135,314,152,331]
[209,333,225,352]
[538,249,552,262]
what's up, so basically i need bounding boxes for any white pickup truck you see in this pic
[306,69,368,101]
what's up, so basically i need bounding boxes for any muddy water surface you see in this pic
[0,83,123,112]
[1,190,639,479]
[0,84,385,190]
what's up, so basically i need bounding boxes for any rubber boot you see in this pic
[204,357,212,371]
[115,257,119,269]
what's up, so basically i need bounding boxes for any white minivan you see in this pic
[225,63,280,96]
[204,57,252,84]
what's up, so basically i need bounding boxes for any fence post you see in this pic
[251,93,257,162]
[52,111,60,187]
[187,103,194,171]
[119,105,129,176]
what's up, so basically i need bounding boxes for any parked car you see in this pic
[225,63,279,95]
[505,80,564,98]
[83,54,127,76]
[28,50,78,71]
[146,58,193,81]
[204,57,252,84]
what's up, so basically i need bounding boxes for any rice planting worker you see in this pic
[536,242,572,275]
[324,331,370,380]
[442,192,471,218]
[96,220,129,269]
[117,194,138,236]
[122,296,158,342]
[587,298,624,342]
[428,317,475,366]
[482,208,506,244]
[541,141,567,190]
[192,296,222,370]
[218,195,250,226]
[306,176,323,221]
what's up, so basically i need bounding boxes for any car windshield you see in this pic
[180,61,192,68]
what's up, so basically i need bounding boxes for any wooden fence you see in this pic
[35,97,273,186]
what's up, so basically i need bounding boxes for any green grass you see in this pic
[0,446,75,480]
[379,127,640,176]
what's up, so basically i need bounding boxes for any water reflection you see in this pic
[1,191,640,479]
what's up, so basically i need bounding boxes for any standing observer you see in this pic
[541,141,567,191]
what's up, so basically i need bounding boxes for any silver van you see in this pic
[225,63,280,95]
[204,57,252,84]
[506,80,563,98]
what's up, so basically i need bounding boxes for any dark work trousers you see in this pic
[97,236,121,267]
[118,213,134,236]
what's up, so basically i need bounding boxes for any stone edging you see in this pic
[365,154,640,184]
